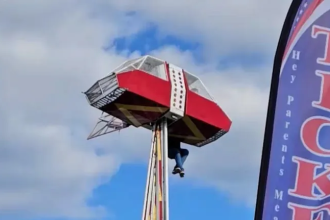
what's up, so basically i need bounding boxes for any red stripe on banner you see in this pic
[283,0,323,60]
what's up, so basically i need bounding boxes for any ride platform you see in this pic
[84,55,231,147]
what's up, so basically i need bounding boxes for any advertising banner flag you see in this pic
[255,0,330,219]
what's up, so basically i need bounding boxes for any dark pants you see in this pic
[168,138,189,170]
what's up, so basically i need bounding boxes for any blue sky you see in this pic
[111,25,201,55]
[90,164,254,220]
[110,24,270,69]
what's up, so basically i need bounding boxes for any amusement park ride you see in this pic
[83,55,232,220]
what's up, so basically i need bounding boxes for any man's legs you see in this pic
[168,148,189,177]
[176,149,189,177]
[168,138,188,177]
[168,148,183,170]
[168,138,182,174]
[180,149,189,166]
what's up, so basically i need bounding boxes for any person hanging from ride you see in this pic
[168,136,189,178]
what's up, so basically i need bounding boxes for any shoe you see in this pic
[172,166,181,175]
[179,169,185,178]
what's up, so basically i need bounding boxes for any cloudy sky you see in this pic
[0,0,292,219]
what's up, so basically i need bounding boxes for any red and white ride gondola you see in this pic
[84,55,232,220]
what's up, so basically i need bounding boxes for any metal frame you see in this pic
[84,73,122,107]
[142,127,156,220]
[196,129,227,147]
[183,69,215,101]
[142,118,169,220]
[87,112,128,140]
[162,119,169,220]
[91,88,125,109]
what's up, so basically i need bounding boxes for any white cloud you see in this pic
[106,0,291,58]
[0,0,289,218]
[0,0,142,218]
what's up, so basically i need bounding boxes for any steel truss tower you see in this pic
[142,119,169,220]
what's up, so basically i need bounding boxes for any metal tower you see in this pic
[142,119,169,220]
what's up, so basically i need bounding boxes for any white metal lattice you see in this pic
[87,112,129,140]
